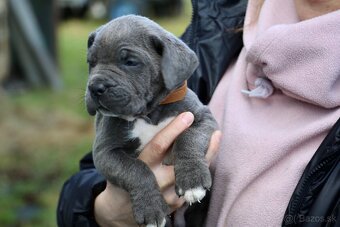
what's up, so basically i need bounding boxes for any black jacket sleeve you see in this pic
[282,118,340,227]
[57,153,106,227]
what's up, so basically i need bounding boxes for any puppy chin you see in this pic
[97,108,136,121]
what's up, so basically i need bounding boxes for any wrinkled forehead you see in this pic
[96,20,149,48]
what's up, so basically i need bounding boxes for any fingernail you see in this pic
[181,112,194,126]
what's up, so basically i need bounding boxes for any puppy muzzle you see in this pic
[86,77,140,117]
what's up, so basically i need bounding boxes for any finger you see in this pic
[205,130,222,165]
[139,112,194,166]
[154,165,175,191]
[163,186,185,212]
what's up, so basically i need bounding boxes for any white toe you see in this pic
[160,218,166,227]
[146,224,156,227]
[146,218,166,227]
[184,186,206,204]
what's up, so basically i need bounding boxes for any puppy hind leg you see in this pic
[93,149,169,226]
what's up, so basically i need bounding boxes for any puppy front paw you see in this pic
[132,193,169,227]
[175,159,212,205]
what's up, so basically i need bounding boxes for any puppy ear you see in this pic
[88,25,105,49]
[151,34,199,91]
[88,32,96,49]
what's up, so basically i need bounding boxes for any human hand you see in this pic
[94,112,221,227]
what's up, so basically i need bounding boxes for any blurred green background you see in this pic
[0,0,191,226]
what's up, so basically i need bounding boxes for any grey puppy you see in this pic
[85,15,218,227]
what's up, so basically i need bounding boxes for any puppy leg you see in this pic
[173,115,217,204]
[93,148,169,227]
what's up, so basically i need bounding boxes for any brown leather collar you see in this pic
[160,81,187,105]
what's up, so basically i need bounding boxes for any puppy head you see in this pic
[85,15,198,120]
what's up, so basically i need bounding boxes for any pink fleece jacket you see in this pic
[204,0,340,226]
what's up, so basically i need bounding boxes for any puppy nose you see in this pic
[89,83,106,96]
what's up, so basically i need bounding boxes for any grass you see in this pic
[0,3,191,226]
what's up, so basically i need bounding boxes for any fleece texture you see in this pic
[205,0,340,226]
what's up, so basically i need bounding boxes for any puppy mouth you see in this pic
[85,95,111,116]
[95,101,114,115]
[97,100,110,111]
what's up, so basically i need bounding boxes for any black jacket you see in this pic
[57,0,340,226]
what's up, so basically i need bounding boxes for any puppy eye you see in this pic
[124,59,139,67]
[119,49,140,67]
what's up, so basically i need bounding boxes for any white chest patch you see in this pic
[130,117,175,150]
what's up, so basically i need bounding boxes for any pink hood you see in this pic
[204,0,340,226]
[244,3,340,108]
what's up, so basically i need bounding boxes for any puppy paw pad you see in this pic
[184,187,206,205]
[146,218,166,227]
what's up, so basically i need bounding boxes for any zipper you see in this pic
[288,146,340,216]
[187,0,199,50]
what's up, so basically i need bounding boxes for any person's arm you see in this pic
[57,159,106,227]
[94,112,221,227]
